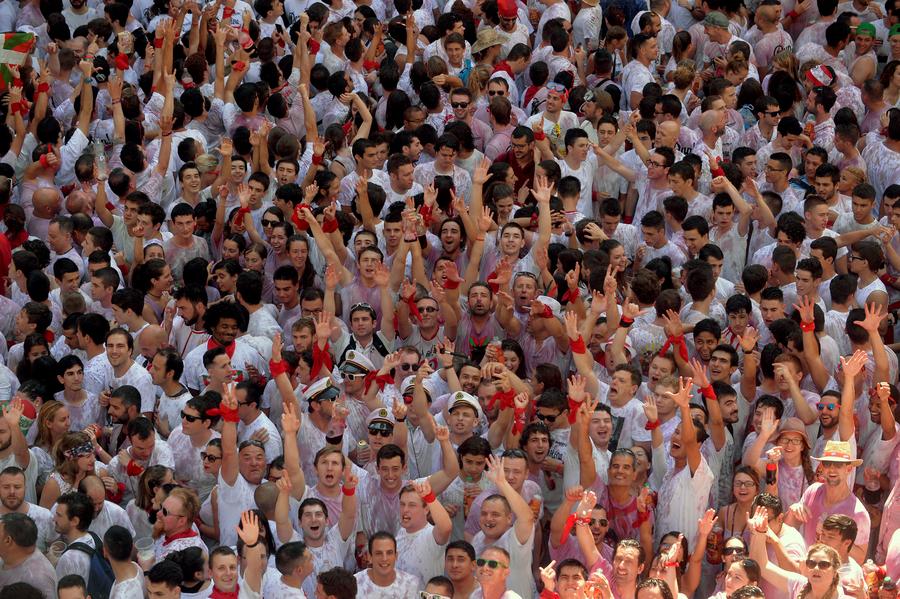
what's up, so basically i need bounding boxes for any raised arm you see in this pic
[338,465,359,540]
[484,454,534,544]
[839,350,869,442]
[235,511,266,594]
[417,479,452,545]
[749,506,792,591]
[426,424,461,494]
[668,377,701,473]
[2,399,30,469]
[274,473,296,543]
[219,383,240,486]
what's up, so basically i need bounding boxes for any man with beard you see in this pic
[102,385,142,457]
[0,512,57,599]
[216,383,268,547]
[0,467,54,551]
[494,127,536,196]
[169,285,210,359]
[274,469,358,598]
[182,301,266,395]
[449,282,504,360]
[0,399,36,504]
[105,416,175,503]
[96,327,155,415]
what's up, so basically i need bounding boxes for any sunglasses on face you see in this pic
[535,412,558,422]
[817,402,837,411]
[418,306,439,313]
[262,219,281,227]
[181,411,202,423]
[476,558,508,569]
[161,507,182,518]
[487,90,505,96]
[451,102,469,109]
[723,547,746,556]
[399,363,420,371]
[201,452,221,462]
[805,559,833,570]
[344,372,367,381]
[591,518,608,527]
[369,428,393,438]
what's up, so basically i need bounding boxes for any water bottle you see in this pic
[864,560,884,599]
[94,140,107,180]
[463,475,478,518]
[881,576,897,599]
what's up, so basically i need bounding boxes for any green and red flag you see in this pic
[0,32,35,90]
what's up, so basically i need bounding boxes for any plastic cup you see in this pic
[135,537,155,570]
[46,540,66,566]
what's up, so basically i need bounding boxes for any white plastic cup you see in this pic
[135,537,155,570]
[47,540,67,566]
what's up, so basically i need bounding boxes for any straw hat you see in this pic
[471,29,509,54]
[811,440,863,466]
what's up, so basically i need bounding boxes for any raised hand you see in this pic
[621,301,646,320]
[540,561,558,593]
[759,406,779,439]
[485,455,507,488]
[1,397,23,429]
[689,358,710,389]
[589,290,607,315]
[414,479,433,501]
[859,302,887,333]
[271,332,283,361]
[792,295,816,324]
[533,174,552,204]
[236,510,260,546]
[564,310,580,340]
[664,377,693,410]
[435,424,450,442]
[281,400,301,435]
[324,264,338,291]
[565,485,584,503]
[749,505,770,533]
[276,471,292,495]
[662,309,684,338]
[488,258,513,290]
[840,349,869,381]
[473,157,491,185]
[576,489,597,518]
[315,311,332,342]
[697,508,718,538]
[877,381,891,403]
[391,401,408,422]
[642,394,658,423]
[513,392,530,410]
[737,326,759,352]
[372,262,391,287]
[478,207,494,234]
[568,374,587,404]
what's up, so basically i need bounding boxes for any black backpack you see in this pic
[63,531,115,599]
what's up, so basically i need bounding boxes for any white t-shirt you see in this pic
[217,472,260,547]
[111,563,146,599]
[302,523,354,597]
[396,523,448,586]
[353,569,420,599]
[471,526,536,599]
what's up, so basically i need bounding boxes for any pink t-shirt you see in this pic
[798,483,871,549]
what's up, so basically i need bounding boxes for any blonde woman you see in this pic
[749,505,843,599]
[33,400,71,490]
[39,431,99,508]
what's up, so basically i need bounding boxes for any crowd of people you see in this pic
[0,0,899,595]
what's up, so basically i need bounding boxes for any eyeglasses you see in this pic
[420,593,451,599]
[201,452,221,462]
[487,90,506,96]
[649,160,667,168]
[723,547,746,556]
[590,518,608,527]
[848,255,865,261]
[780,437,804,446]
[805,559,833,570]
[451,102,469,109]
[476,558,509,569]
[368,428,393,438]
[399,363,420,371]
[418,306,439,313]
[733,480,757,488]
[817,402,837,411]
[181,411,202,423]
[161,507,183,518]
[261,219,281,227]
[765,164,785,172]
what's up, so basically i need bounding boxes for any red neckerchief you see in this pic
[207,338,236,359]
[493,61,514,77]
[162,529,199,546]
[210,585,240,599]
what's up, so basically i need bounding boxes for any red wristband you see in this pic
[154,37,163,48]
[664,561,679,568]
[800,321,815,333]
[787,9,799,18]
[422,491,436,504]
[208,403,240,423]
[620,315,634,328]
[36,82,49,95]
[570,335,586,354]
[39,154,50,168]
[269,359,289,378]
[700,385,717,402]
[125,459,144,477]
[311,154,324,166]
[322,218,339,233]
[645,419,660,431]
[442,278,461,290]
[539,305,554,319]
[533,129,546,141]
[342,486,356,496]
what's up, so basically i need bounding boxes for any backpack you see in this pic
[64,531,115,599]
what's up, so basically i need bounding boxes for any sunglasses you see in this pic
[418,306,439,313]
[723,547,746,556]
[368,428,393,438]
[805,559,833,570]
[546,82,567,93]
[343,372,368,381]
[763,110,781,116]
[590,518,608,527]
[201,452,221,462]
[420,593,451,599]
[161,507,183,518]
[476,558,508,569]
[451,102,469,109]
[399,363,420,371]
[535,413,558,422]
[181,411,202,423]
[487,90,505,96]
[262,219,281,227]
[816,402,837,411]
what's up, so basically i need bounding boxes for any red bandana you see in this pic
[162,529,199,546]
[208,338,236,359]
[210,585,240,599]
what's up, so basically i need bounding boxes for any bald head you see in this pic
[699,110,724,135]
[65,190,93,216]
[656,121,681,148]
[33,188,61,218]
[254,482,279,516]
[137,325,167,359]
